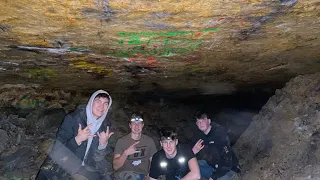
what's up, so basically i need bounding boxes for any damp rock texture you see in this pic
[0,87,204,179]
[233,73,320,180]
[0,0,319,94]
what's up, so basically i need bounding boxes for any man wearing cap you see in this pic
[149,127,200,180]
[113,113,157,180]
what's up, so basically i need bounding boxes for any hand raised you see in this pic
[75,123,94,144]
[97,126,114,147]
[124,141,140,156]
[192,139,205,154]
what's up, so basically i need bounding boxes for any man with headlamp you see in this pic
[149,127,200,180]
[113,113,157,180]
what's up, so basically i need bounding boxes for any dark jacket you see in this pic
[192,122,240,180]
[37,106,112,180]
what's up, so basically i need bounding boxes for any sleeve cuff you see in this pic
[98,143,108,150]
[66,137,81,151]
[75,137,82,146]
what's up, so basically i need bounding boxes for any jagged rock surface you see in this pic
[234,73,320,180]
[0,90,203,180]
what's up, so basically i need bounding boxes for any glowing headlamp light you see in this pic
[131,117,143,123]
[160,161,167,168]
[178,157,185,164]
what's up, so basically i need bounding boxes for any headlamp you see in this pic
[131,117,143,122]
[160,136,177,141]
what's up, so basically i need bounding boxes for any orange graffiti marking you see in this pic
[195,32,201,37]
[129,54,142,62]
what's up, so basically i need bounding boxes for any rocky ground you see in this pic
[5,72,318,180]
[0,86,255,180]
[0,81,282,180]
[234,73,320,179]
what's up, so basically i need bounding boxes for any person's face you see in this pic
[161,139,178,158]
[196,117,211,132]
[92,97,109,119]
[129,121,144,134]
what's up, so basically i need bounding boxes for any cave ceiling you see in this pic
[0,0,319,96]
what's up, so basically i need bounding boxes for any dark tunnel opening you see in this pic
[130,86,279,145]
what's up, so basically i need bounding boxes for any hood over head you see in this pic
[86,90,112,131]
[83,90,112,165]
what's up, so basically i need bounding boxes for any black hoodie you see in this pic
[192,122,240,180]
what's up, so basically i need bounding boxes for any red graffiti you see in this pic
[139,57,158,67]
[129,54,142,62]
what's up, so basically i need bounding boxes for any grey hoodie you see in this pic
[83,90,112,165]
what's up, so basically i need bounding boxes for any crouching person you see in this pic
[113,113,157,180]
[149,127,200,180]
[192,111,240,180]
[36,90,114,180]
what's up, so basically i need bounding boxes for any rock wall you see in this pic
[0,88,201,179]
[234,73,320,180]
[0,83,262,179]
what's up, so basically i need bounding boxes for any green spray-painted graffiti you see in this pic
[118,27,218,37]
[108,27,219,59]
[108,45,202,58]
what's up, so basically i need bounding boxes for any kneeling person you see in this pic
[149,127,200,180]
[192,111,240,180]
[113,113,157,180]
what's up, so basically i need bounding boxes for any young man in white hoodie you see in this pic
[37,90,114,180]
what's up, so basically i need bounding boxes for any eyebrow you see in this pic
[161,139,174,142]
[95,99,109,104]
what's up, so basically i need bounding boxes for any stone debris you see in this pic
[234,73,320,180]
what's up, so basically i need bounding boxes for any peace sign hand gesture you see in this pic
[75,123,94,145]
[97,126,114,147]
[124,141,140,156]
[192,139,205,154]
